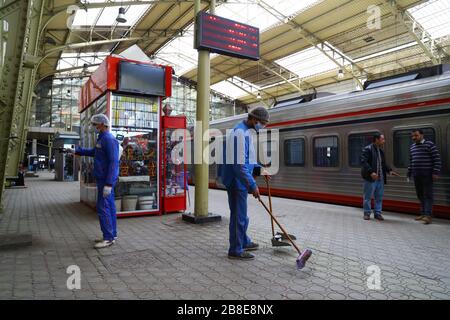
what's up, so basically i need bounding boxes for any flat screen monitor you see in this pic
[118,61,165,96]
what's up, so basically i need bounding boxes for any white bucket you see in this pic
[122,195,138,211]
[114,198,122,211]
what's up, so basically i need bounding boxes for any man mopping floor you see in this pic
[219,107,270,260]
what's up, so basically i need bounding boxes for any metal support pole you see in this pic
[194,0,211,218]
[183,0,221,223]
[48,134,52,172]
[31,139,37,155]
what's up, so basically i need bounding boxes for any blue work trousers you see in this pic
[227,187,252,256]
[363,179,384,216]
[96,182,117,241]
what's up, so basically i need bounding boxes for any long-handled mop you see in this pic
[258,197,312,270]
[265,178,296,247]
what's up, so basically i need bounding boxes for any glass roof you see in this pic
[155,0,323,77]
[211,78,254,100]
[57,52,109,75]
[214,0,323,33]
[72,0,151,27]
[55,0,450,102]
[153,24,197,76]
[275,46,342,79]
[408,0,450,39]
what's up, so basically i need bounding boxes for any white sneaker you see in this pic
[94,240,114,249]
[94,237,117,243]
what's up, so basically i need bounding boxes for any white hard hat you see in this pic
[91,114,110,127]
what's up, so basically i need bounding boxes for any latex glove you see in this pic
[103,185,112,198]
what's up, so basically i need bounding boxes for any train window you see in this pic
[314,136,339,167]
[259,140,278,167]
[284,138,305,166]
[348,132,379,167]
[394,128,436,168]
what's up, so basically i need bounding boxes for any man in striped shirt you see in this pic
[408,129,442,224]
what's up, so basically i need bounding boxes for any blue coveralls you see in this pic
[219,121,260,256]
[76,131,119,241]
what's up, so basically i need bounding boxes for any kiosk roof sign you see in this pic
[195,12,260,61]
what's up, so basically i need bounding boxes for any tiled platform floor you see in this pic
[0,172,449,300]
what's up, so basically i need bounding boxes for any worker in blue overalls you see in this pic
[72,114,119,249]
[219,107,270,260]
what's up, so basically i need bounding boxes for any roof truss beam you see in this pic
[259,59,305,93]
[386,0,447,65]
[0,0,21,19]
[257,0,368,87]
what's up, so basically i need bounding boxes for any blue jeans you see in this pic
[227,187,252,256]
[363,180,384,216]
[96,183,117,241]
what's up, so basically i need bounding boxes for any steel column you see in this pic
[0,0,30,211]
[193,0,214,218]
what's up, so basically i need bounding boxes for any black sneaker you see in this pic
[244,242,259,251]
[228,252,255,260]
[364,214,371,220]
[374,214,384,221]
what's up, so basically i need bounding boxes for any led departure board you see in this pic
[195,12,260,61]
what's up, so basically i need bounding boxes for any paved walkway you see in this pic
[0,172,449,300]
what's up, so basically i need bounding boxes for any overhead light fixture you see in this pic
[338,69,344,79]
[116,7,127,23]
[82,63,88,75]
[257,92,262,100]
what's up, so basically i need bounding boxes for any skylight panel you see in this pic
[408,0,450,39]
[155,25,198,75]
[215,0,323,32]
[72,1,150,26]
[57,52,108,70]
[96,5,150,26]
[276,47,339,78]
[72,8,102,26]
[353,42,416,63]
[211,80,250,100]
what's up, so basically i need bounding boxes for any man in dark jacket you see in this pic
[360,133,400,221]
[408,129,441,225]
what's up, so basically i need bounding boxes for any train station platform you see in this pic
[0,172,449,300]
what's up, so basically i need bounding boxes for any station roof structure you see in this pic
[40,0,450,105]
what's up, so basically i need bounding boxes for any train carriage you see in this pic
[189,66,450,218]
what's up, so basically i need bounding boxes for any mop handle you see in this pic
[258,197,301,255]
[266,177,275,237]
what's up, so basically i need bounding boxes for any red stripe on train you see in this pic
[202,181,450,219]
[266,97,450,128]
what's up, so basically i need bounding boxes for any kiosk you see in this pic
[78,55,186,217]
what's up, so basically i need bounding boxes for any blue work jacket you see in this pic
[219,120,260,192]
[76,131,119,186]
